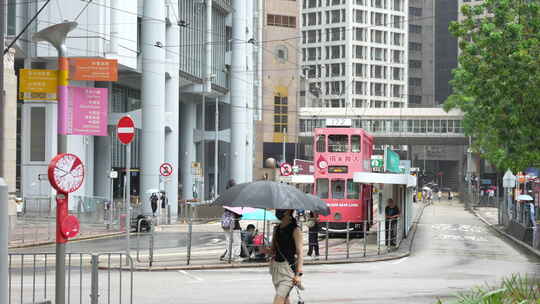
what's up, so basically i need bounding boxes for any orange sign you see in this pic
[19,69,58,100]
[70,58,118,81]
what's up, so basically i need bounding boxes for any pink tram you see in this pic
[313,127,374,232]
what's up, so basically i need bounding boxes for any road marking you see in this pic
[178,270,204,282]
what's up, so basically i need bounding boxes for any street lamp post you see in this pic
[502,169,516,226]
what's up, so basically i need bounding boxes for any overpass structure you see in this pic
[298,108,466,145]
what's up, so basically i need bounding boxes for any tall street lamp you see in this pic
[502,169,516,226]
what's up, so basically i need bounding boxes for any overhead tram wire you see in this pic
[3,0,50,55]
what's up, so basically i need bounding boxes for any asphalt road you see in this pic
[129,200,539,303]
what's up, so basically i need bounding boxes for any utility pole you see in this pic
[0,0,4,178]
[0,3,7,299]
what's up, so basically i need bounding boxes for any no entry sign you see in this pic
[280,163,293,176]
[117,116,135,145]
[160,162,174,177]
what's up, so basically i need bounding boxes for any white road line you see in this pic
[178,270,204,282]
[390,257,409,265]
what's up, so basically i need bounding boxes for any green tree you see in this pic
[444,0,540,171]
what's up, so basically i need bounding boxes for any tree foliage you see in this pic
[444,0,540,171]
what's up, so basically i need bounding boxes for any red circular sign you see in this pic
[160,162,173,177]
[280,163,293,176]
[117,116,135,145]
[61,215,80,239]
[48,153,85,193]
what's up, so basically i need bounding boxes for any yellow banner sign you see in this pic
[19,69,58,100]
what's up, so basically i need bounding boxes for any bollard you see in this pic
[167,204,171,224]
[377,222,381,255]
[90,254,99,304]
[186,206,192,265]
[325,221,329,261]
[346,222,350,260]
[149,220,154,267]
[363,221,367,257]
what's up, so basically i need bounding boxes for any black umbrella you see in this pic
[213,181,330,215]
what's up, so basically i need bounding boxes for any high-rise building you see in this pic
[408,0,458,107]
[300,0,409,110]
[254,0,301,179]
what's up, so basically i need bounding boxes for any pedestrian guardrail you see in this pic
[8,252,133,304]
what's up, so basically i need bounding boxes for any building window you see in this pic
[409,24,422,33]
[409,7,422,17]
[409,60,422,68]
[409,42,422,52]
[274,96,288,133]
[409,95,422,104]
[30,107,46,162]
[267,14,296,28]
[409,77,422,86]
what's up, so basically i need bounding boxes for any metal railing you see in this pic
[10,196,129,246]
[8,252,133,304]
[132,213,405,267]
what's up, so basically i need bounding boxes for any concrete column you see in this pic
[141,0,166,215]
[245,0,254,183]
[0,179,7,304]
[181,101,196,199]
[165,0,180,219]
[230,0,249,183]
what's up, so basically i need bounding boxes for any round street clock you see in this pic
[48,153,85,193]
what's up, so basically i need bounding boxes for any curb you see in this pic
[8,232,125,249]
[106,203,429,272]
[471,208,540,259]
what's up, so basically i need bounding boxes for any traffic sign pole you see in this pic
[116,116,135,262]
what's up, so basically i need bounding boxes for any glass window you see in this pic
[316,135,326,152]
[347,179,360,199]
[351,135,361,152]
[316,179,329,199]
[441,120,447,133]
[332,180,345,199]
[30,107,46,161]
[328,135,348,152]
[427,120,433,133]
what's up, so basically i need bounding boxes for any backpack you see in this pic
[221,210,235,229]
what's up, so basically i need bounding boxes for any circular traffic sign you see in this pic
[117,116,135,145]
[48,153,85,193]
[160,162,174,177]
[280,163,293,176]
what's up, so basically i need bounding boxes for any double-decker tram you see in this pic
[313,121,374,233]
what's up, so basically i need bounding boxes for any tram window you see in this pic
[332,179,345,199]
[328,135,348,152]
[316,135,326,152]
[351,135,361,152]
[316,178,329,199]
[347,179,360,199]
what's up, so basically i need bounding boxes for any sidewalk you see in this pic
[472,206,540,258]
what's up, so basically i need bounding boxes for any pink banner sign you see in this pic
[59,87,108,136]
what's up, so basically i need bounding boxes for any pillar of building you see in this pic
[181,100,197,199]
[230,0,250,183]
[140,0,166,215]
[165,0,180,219]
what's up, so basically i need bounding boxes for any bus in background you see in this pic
[313,121,374,233]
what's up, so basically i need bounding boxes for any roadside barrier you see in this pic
[8,252,133,304]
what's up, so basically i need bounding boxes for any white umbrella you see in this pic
[422,186,431,191]
[517,194,534,201]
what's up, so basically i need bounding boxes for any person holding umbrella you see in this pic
[269,209,304,304]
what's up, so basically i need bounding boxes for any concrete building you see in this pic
[254,0,301,179]
[12,0,259,217]
[300,0,409,110]
[408,0,458,107]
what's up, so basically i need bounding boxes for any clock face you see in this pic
[48,153,85,193]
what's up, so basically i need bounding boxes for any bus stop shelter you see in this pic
[353,172,417,245]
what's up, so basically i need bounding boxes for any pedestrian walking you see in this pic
[437,190,442,202]
[385,199,400,246]
[232,212,242,261]
[220,179,238,261]
[306,211,320,260]
[267,209,304,304]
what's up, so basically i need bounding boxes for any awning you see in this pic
[353,172,417,187]
[277,175,315,184]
